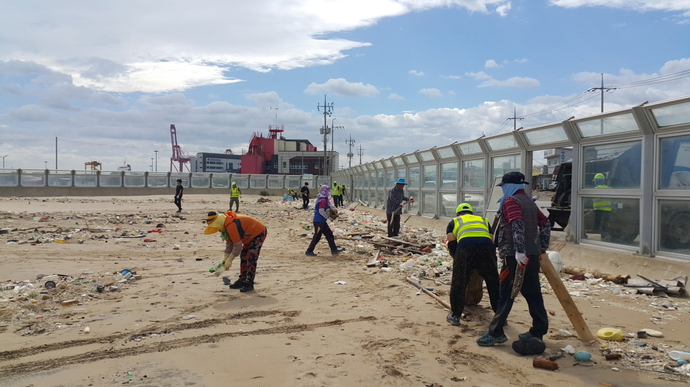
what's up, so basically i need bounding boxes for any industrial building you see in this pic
[240,126,338,175]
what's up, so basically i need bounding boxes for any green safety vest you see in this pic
[452,214,491,241]
[231,187,241,198]
[332,185,340,195]
[593,185,611,211]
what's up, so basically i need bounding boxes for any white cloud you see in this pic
[477,76,540,88]
[400,0,513,15]
[550,0,690,12]
[446,75,462,79]
[304,78,380,97]
[388,93,405,100]
[485,59,501,68]
[409,70,425,76]
[419,88,444,97]
[465,71,492,80]
[496,2,512,16]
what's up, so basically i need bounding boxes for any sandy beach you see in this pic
[1,194,688,387]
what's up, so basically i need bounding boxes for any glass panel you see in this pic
[524,126,568,146]
[393,157,405,166]
[463,159,485,188]
[212,174,230,188]
[74,171,97,187]
[21,170,47,187]
[658,199,690,254]
[362,188,369,202]
[422,192,436,216]
[651,101,690,128]
[491,154,521,178]
[408,167,420,188]
[375,190,384,209]
[436,146,456,159]
[582,197,639,247]
[386,170,394,188]
[374,161,383,169]
[48,171,72,187]
[659,135,690,190]
[231,175,249,189]
[148,173,168,188]
[457,141,482,155]
[124,172,145,187]
[285,176,301,189]
[99,172,122,187]
[383,159,393,168]
[366,163,374,171]
[419,151,434,162]
[397,168,406,183]
[250,175,267,189]
[268,175,283,189]
[376,171,384,188]
[423,164,437,188]
[170,173,189,187]
[441,162,457,189]
[405,154,419,164]
[461,193,485,218]
[440,193,457,218]
[369,172,376,188]
[576,113,638,137]
[0,170,19,186]
[191,173,210,188]
[583,141,641,189]
[486,135,517,151]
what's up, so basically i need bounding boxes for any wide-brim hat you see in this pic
[396,178,407,185]
[497,171,529,186]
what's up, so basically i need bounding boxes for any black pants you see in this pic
[306,221,337,252]
[386,212,401,237]
[174,197,182,211]
[487,254,548,339]
[229,197,240,212]
[302,196,309,209]
[450,244,500,317]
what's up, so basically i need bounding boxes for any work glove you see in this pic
[515,252,528,268]
[223,253,236,270]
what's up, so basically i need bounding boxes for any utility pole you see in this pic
[331,121,344,173]
[55,137,58,169]
[345,135,356,168]
[357,144,365,165]
[317,95,334,176]
[588,73,616,113]
[507,107,523,131]
[1,155,7,169]
[154,150,158,172]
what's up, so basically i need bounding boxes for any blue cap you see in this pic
[396,178,407,185]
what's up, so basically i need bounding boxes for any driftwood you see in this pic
[406,277,452,310]
[563,266,630,284]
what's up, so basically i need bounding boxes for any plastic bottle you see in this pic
[209,262,224,273]
[605,354,623,360]
[532,358,559,370]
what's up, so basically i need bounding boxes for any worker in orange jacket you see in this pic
[204,211,267,292]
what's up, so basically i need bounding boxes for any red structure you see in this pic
[240,125,320,174]
[169,124,192,172]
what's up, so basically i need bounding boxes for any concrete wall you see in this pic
[0,187,288,197]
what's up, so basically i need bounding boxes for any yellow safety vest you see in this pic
[231,187,240,198]
[593,185,611,211]
[332,185,340,195]
[452,214,491,241]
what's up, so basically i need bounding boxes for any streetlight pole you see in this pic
[154,150,158,172]
[1,155,7,169]
[151,158,154,172]
[44,161,48,170]
[330,117,336,175]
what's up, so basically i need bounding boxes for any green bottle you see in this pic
[209,262,224,273]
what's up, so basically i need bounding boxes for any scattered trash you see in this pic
[532,358,559,371]
[334,281,347,285]
[597,328,625,341]
[574,351,592,362]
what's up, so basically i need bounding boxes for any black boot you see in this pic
[229,279,245,289]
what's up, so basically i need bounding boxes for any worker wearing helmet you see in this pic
[445,202,499,327]
[592,173,612,241]
[229,182,242,212]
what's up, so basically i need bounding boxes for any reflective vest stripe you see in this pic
[332,186,340,195]
[452,215,491,241]
[593,185,611,211]
[231,187,240,197]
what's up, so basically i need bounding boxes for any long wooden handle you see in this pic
[405,277,452,310]
[540,253,595,342]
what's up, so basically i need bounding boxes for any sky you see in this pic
[1,0,689,172]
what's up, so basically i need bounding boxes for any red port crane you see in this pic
[169,124,192,172]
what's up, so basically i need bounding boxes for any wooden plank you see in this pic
[405,277,451,310]
[540,253,595,342]
[379,236,429,248]
[372,242,422,254]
